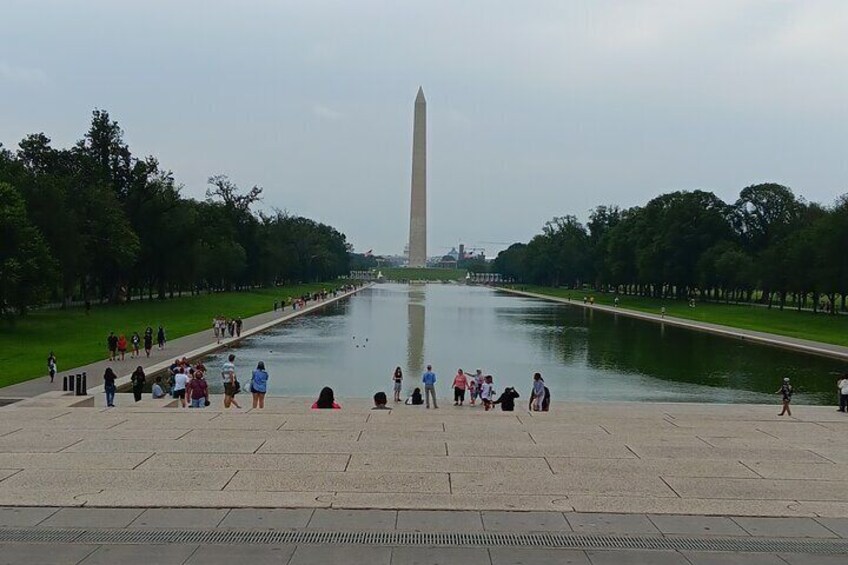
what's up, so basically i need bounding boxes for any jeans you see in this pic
[191,397,205,408]
[105,389,116,406]
[425,384,438,408]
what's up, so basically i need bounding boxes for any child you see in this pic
[481,375,494,411]
[468,378,478,406]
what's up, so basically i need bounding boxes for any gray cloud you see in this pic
[0,0,845,257]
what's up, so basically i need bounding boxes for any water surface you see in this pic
[205,284,844,404]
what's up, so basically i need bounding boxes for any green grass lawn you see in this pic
[0,283,344,388]
[381,267,465,281]
[515,286,848,348]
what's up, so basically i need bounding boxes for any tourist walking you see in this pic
[235,318,243,337]
[117,334,128,361]
[777,377,793,416]
[312,387,341,409]
[47,352,57,383]
[131,366,146,402]
[251,361,269,409]
[173,367,188,408]
[157,325,166,349]
[468,376,478,406]
[530,373,545,411]
[213,318,221,342]
[838,373,848,413]
[187,371,209,408]
[452,369,468,406]
[143,327,153,357]
[392,366,403,402]
[103,368,117,407]
[107,332,118,361]
[221,354,241,409]
[422,364,438,409]
[131,332,141,358]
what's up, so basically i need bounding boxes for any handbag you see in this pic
[234,380,241,394]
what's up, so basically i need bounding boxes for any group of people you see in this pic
[387,365,550,412]
[212,317,243,343]
[106,327,165,361]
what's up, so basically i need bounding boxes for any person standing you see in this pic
[251,361,269,409]
[838,373,848,413]
[235,318,243,337]
[452,369,468,406]
[187,371,209,408]
[131,332,141,358]
[131,366,146,402]
[422,364,438,409]
[480,375,494,411]
[221,354,241,409]
[173,366,188,408]
[392,367,403,403]
[117,334,128,361]
[530,373,545,411]
[143,327,153,357]
[103,368,117,407]
[47,352,57,383]
[107,332,118,361]
[157,326,166,349]
[777,377,793,416]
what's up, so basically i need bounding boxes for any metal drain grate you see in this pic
[1,528,846,554]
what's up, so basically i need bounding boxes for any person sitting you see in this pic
[151,376,166,399]
[372,391,392,410]
[405,387,424,405]
[312,386,341,409]
[492,387,520,411]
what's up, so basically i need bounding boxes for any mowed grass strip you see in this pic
[0,283,342,387]
[518,286,848,348]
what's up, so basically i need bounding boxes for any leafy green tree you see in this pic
[0,182,57,314]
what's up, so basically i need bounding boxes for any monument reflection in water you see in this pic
[204,284,843,404]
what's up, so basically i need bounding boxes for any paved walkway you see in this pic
[498,288,848,361]
[0,396,846,516]
[0,286,369,399]
[0,507,846,564]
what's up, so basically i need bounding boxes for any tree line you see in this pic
[0,110,351,315]
[493,184,848,312]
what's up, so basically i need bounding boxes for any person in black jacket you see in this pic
[492,387,520,411]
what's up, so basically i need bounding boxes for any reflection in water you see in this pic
[407,287,425,379]
[203,284,844,403]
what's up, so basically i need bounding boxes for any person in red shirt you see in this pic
[117,334,128,361]
[312,387,341,409]
[452,369,469,406]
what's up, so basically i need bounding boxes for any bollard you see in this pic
[62,375,68,392]
[75,374,82,396]
[69,373,75,392]
[81,372,87,395]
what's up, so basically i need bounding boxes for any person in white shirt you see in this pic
[838,374,848,413]
[173,367,189,408]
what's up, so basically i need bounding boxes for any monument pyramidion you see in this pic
[407,87,427,268]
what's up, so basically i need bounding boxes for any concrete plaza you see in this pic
[0,395,846,516]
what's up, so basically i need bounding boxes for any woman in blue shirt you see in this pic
[251,361,269,409]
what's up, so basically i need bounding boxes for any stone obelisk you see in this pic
[407,87,427,268]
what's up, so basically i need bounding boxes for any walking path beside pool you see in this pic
[497,288,848,362]
[0,285,370,399]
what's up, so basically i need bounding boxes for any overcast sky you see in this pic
[2,1,846,256]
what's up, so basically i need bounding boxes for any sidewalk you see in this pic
[0,507,845,564]
[498,288,848,361]
[0,286,370,399]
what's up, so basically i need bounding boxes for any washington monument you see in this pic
[407,87,427,268]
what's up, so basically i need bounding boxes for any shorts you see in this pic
[393,381,402,392]
[224,383,237,396]
[174,389,186,399]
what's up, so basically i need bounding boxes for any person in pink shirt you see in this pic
[452,369,469,406]
[312,387,341,410]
